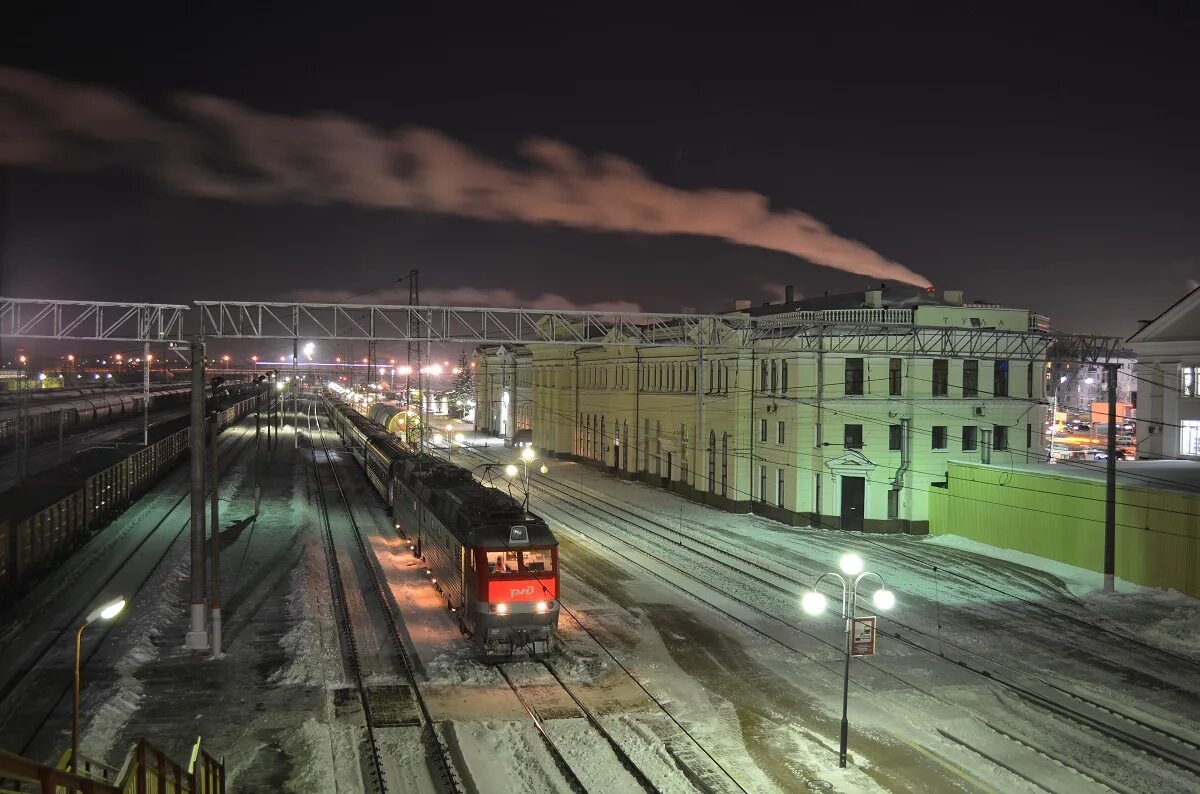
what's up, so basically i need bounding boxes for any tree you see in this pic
[447,351,474,418]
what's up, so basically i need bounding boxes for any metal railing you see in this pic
[0,736,224,794]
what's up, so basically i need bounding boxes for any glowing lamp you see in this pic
[801,591,827,616]
[872,588,896,611]
[839,553,864,576]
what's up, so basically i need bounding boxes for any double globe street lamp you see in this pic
[505,446,549,513]
[801,553,895,769]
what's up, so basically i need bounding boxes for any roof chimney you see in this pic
[865,289,883,308]
[784,285,794,303]
[943,290,963,306]
[734,299,752,311]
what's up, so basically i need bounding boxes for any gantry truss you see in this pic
[0,297,1128,362]
[194,301,753,349]
[0,298,188,342]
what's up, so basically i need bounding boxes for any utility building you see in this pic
[474,285,1050,533]
[1128,284,1200,459]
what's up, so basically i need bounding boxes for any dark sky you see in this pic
[2,2,1199,343]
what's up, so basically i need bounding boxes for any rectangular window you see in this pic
[761,359,769,391]
[889,358,903,395]
[1027,423,1033,448]
[962,426,977,451]
[845,358,864,395]
[781,360,789,393]
[777,468,785,508]
[770,360,778,392]
[994,425,1009,451]
[887,488,899,519]
[1181,420,1200,455]
[777,421,786,444]
[932,425,948,449]
[1183,367,1199,398]
[994,360,1010,397]
[844,424,863,449]
[759,465,767,502]
[963,360,978,397]
[932,359,948,396]
[760,418,768,443]
[889,424,902,451]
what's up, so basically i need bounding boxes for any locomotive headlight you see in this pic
[535,601,548,614]
[496,603,508,615]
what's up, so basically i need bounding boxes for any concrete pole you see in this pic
[185,339,209,650]
[293,339,299,448]
[696,345,704,489]
[209,418,222,657]
[1103,363,1118,593]
[143,341,150,446]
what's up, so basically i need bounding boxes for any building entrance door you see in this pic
[840,476,865,532]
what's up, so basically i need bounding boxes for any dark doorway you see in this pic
[665,452,673,486]
[613,442,620,470]
[840,477,865,532]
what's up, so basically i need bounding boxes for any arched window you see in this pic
[761,359,769,391]
[771,360,778,392]
[599,416,606,461]
[708,431,716,493]
[781,359,789,393]
[721,432,729,497]
[622,420,629,469]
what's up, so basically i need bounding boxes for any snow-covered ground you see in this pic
[4,411,1197,793]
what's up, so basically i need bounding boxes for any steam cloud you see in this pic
[0,67,931,286]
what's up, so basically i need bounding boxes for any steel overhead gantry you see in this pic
[0,298,188,341]
[194,300,755,348]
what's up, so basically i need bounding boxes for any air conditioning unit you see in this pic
[973,406,986,417]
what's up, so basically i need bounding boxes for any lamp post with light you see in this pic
[801,553,894,769]
[507,447,549,514]
[73,596,126,772]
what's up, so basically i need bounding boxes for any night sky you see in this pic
[2,3,1198,345]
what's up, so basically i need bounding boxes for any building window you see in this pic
[889,358,902,396]
[770,360,778,393]
[777,468,785,508]
[759,465,767,502]
[887,488,899,519]
[721,433,729,496]
[777,421,786,444]
[1183,367,1200,397]
[994,425,1009,451]
[1027,361,1034,399]
[845,358,864,395]
[963,360,978,397]
[761,359,769,391]
[932,425,947,449]
[889,424,902,451]
[781,360,789,393]
[994,360,1009,397]
[962,426,977,451]
[932,359,948,396]
[760,418,768,443]
[1181,420,1200,455]
[844,424,863,449]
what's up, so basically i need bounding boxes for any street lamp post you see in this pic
[508,446,549,513]
[801,554,895,769]
[73,596,127,772]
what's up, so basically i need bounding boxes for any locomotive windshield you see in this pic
[485,549,555,576]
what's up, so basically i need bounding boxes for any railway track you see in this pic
[0,413,261,756]
[309,414,463,794]
[497,659,660,794]
[454,445,1200,790]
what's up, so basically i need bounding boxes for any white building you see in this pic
[1128,285,1200,459]
[476,285,1052,533]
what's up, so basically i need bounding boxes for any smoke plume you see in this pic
[0,67,931,286]
[293,286,642,314]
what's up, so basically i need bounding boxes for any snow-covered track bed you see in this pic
[453,445,1200,792]
[497,659,659,794]
[309,415,463,794]
[0,416,259,755]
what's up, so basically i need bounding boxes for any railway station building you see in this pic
[475,285,1050,534]
[1128,283,1200,460]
